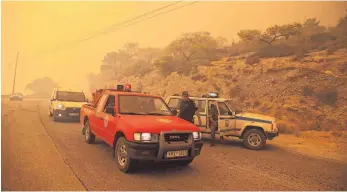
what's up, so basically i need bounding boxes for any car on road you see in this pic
[49,88,88,121]
[80,84,203,173]
[166,92,279,150]
[9,92,24,101]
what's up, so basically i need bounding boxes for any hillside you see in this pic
[102,48,347,133]
[87,14,347,134]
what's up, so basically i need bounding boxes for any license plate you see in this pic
[166,150,188,158]
[69,113,79,116]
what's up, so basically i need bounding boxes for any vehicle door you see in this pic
[89,93,108,137]
[167,97,181,112]
[216,102,236,135]
[50,90,56,113]
[206,100,218,133]
[191,99,207,129]
[99,94,117,146]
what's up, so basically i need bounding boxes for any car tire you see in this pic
[52,110,58,121]
[115,137,137,173]
[53,115,57,121]
[243,129,266,150]
[84,120,95,144]
[176,158,194,166]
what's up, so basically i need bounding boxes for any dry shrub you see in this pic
[252,99,261,108]
[243,68,252,75]
[191,74,207,82]
[277,120,294,134]
[232,78,238,83]
[244,100,251,107]
[299,98,306,104]
[229,86,242,97]
[239,95,246,101]
[303,85,315,96]
[338,62,347,74]
[225,64,233,70]
[257,44,295,58]
[271,79,277,84]
[245,54,260,65]
[315,88,338,106]
[292,47,310,61]
[331,130,343,137]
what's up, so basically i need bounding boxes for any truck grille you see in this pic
[65,107,81,113]
[164,133,190,142]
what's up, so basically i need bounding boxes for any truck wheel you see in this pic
[84,120,95,144]
[176,158,194,166]
[243,129,266,150]
[115,137,136,173]
[52,110,58,121]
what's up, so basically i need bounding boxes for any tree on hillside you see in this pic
[237,29,262,41]
[154,32,225,76]
[138,47,162,64]
[167,32,221,62]
[153,55,182,76]
[101,43,162,78]
[25,77,59,97]
[335,9,347,36]
[237,22,302,46]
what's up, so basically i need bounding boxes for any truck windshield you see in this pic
[119,95,172,116]
[56,91,86,102]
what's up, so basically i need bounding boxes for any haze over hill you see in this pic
[87,8,347,134]
[1,1,347,95]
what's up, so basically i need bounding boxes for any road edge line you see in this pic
[36,104,89,191]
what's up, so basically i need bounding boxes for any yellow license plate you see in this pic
[166,150,188,158]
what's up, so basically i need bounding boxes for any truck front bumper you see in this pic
[265,131,279,140]
[125,139,203,161]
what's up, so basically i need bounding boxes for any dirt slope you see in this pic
[105,49,347,132]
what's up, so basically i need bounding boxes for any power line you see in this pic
[33,1,199,60]
[33,1,192,60]
[71,1,199,48]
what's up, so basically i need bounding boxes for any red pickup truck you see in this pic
[80,85,203,173]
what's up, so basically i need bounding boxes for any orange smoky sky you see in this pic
[1,1,347,95]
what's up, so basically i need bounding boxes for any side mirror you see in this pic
[171,109,178,116]
[105,106,115,116]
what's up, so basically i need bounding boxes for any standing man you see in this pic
[178,91,202,126]
[208,103,219,147]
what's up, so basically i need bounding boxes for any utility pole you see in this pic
[12,52,19,94]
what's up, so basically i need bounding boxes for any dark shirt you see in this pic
[210,107,218,121]
[178,99,197,122]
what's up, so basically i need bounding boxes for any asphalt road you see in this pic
[2,100,347,191]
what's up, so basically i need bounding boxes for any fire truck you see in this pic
[80,84,203,173]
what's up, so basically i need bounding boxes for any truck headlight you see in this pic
[57,103,65,109]
[134,133,158,142]
[193,132,201,140]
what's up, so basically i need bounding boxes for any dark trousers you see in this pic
[210,119,218,141]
